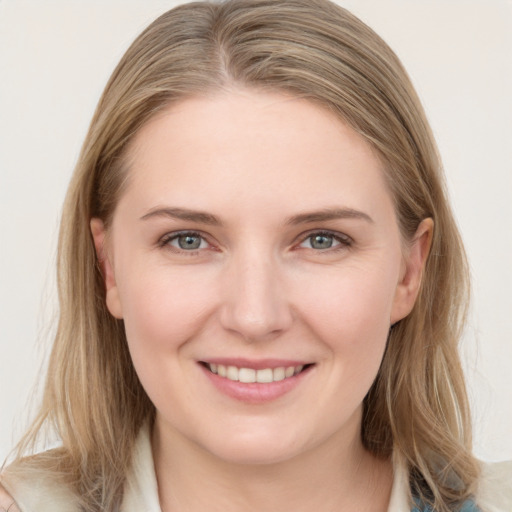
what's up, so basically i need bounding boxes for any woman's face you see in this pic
[92,89,429,464]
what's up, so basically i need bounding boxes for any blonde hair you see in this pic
[5,0,480,510]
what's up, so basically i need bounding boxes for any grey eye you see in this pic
[178,234,202,250]
[171,233,206,250]
[298,232,350,251]
[309,234,335,249]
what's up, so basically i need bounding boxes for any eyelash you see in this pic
[296,230,353,252]
[158,231,212,255]
[158,229,352,256]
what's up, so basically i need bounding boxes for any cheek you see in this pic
[115,266,222,420]
[295,262,399,388]
[116,266,217,367]
[264,262,400,442]
[298,262,398,341]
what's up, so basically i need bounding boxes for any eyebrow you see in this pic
[140,206,373,226]
[286,208,374,225]
[140,207,222,225]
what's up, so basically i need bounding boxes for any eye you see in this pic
[160,231,209,251]
[298,231,351,250]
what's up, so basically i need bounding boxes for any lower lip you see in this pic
[199,364,312,404]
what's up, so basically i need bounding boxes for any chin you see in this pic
[199,428,309,466]
[210,443,301,466]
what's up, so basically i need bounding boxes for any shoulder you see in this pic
[412,461,512,512]
[475,460,512,512]
[0,461,79,512]
[0,424,156,512]
[0,483,20,512]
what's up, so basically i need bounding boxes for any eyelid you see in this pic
[158,230,214,252]
[295,229,353,249]
[156,228,352,254]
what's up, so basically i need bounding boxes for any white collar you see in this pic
[122,423,162,510]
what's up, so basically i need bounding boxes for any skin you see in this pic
[0,484,20,512]
[91,89,432,511]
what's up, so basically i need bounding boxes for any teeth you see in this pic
[227,366,239,381]
[239,368,255,383]
[256,368,273,383]
[273,367,285,381]
[209,364,306,383]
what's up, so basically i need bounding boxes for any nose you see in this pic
[219,250,293,342]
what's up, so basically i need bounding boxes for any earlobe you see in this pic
[390,218,434,324]
[90,218,123,319]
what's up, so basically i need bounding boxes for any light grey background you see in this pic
[1,0,511,463]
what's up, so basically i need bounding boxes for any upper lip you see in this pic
[199,358,313,370]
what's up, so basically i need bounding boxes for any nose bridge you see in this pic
[220,243,292,340]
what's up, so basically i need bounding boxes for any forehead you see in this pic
[120,89,393,221]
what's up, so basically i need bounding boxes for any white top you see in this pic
[2,426,511,511]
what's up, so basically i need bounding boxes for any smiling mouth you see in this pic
[201,362,313,383]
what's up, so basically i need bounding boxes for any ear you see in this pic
[390,218,433,324]
[90,218,123,319]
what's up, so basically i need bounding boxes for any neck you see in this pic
[152,414,393,512]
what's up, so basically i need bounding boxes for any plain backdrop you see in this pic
[1,0,511,463]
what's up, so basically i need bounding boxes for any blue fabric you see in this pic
[411,497,480,511]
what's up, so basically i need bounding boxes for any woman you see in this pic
[1,0,510,510]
